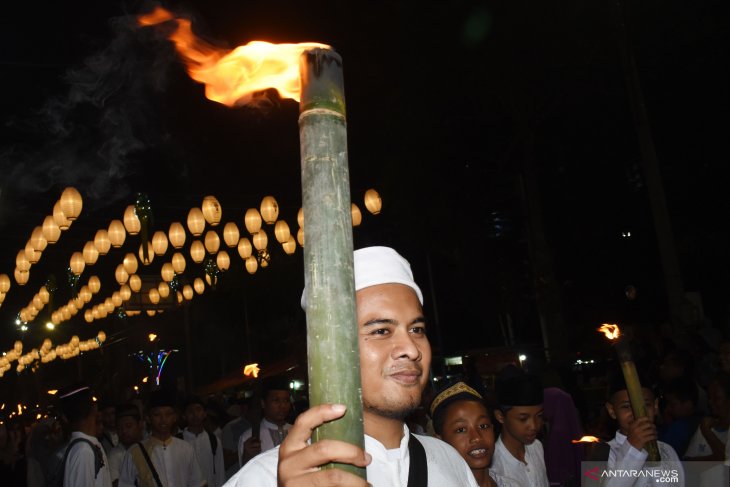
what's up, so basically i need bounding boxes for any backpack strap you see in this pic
[407,434,428,487]
[56,438,104,485]
[207,430,218,456]
[136,442,163,487]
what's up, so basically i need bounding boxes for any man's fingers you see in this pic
[281,438,371,472]
[281,404,347,453]
[283,468,369,487]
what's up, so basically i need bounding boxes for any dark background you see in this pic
[0,0,728,402]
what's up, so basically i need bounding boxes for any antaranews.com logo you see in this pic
[583,466,679,483]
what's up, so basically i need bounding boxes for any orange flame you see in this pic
[138,7,329,106]
[572,436,600,443]
[243,363,260,378]
[598,323,620,340]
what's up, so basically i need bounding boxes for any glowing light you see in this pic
[572,436,600,443]
[148,333,157,342]
[243,363,260,378]
[142,377,148,383]
[598,323,620,340]
[47,390,58,395]
[45,322,55,330]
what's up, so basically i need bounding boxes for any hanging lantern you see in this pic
[237,238,252,259]
[60,187,83,221]
[88,276,101,294]
[119,284,131,301]
[138,242,154,265]
[260,196,279,224]
[123,253,138,275]
[187,208,205,236]
[169,222,186,249]
[297,228,304,247]
[123,205,141,235]
[204,230,220,254]
[97,331,106,343]
[61,306,71,321]
[84,310,94,323]
[152,231,168,256]
[274,220,291,244]
[108,220,126,248]
[161,263,175,282]
[0,274,9,293]
[282,235,296,255]
[172,253,186,274]
[39,286,50,303]
[202,196,222,226]
[182,285,194,300]
[245,256,258,274]
[90,230,110,256]
[244,208,262,234]
[297,207,304,227]
[25,241,41,264]
[82,241,99,265]
[30,226,48,252]
[42,216,61,244]
[148,288,160,305]
[16,250,30,272]
[112,292,123,307]
[217,250,230,271]
[73,294,84,309]
[364,189,382,215]
[104,298,115,313]
[190,240,205,263]
[91,307,100,320]
[53,202,71,230]
[176,291,184,304]
[32,295,43,310]
[129,275,141,292]
[253,229,268,251]
[115,264,129,285]
[223,222,240,247]
[351,203,362,227]
[68,302,79,315]
[78,286,91,303]
[158,281,170,299]
[70,252,85,276]
[193,278,205,295]
[146,309,157,317]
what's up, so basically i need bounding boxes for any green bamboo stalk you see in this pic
[298,48,365,479]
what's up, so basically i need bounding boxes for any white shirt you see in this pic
[237,418,293,467]
[224,425,478,487]
[490,436,549,487]
[182,428,226,487]
[684,426,728,458]
[101,430,120,454]
[118,436,205,487]
[107,443,126,482]
[63,431,112,487]
[605,430,685,486]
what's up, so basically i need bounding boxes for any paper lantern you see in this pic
[108,220,126,248]
[112,292,123,307]
[119,285,131,301]
[202,196,222,226]
[129,274,141,292]
[217,250,230,271]
[83,241,99,265]
[61,307,71,321]
[187,208,205,236]
[152,231,169,256]
[148,288,160,305]
[32,295,43,310]
[60,187,83,221]
[158,281,170,299]
[204,230,220,254]
[123,253,138,275]
[25,241,41,264]
[73,294,84,309]
[237,238,252,259]
[53,202,71,230]
[79,286,92,303]
[90,230,109,256]
[146,309,157,317]
[297,208,304,227]
[0,275,9,294]
[161,263,175,282]
[104,298,114,313]
[69,302,79,315]
[182,285,193,300]
[42,216,61,244]
[244,208,262,234]
[274,220,290,244]
[169,222,186,249]
[70,252,85,276]
[97,331,106,343]
[364,189,382,215]
[115,264,129,285]
[177,291,183,304]
[172,253,186,274]
[282,235,296,255]
[123,205,141,235]
[30,226,48,252]
[84,310,93,323]
[245,256,258,274]
[193,278,205,295]
[190,240,205,263]
[38,286,49,304]
[223,222,240,247]
[253,229,268,251]
[297,228,304,247]
[351,203,362,227]
[260,196,279,224]
[88,276,101,294]
[138,242,154,265]
[16,250,30,272]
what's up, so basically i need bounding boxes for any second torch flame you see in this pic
[138,7,329,106]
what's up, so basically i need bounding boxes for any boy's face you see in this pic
[439,400,495,470]
[148,406,177,438]
[495,405,544,445]
[605,388,658,434]
[117,416,143,446]
[184,403,206,428]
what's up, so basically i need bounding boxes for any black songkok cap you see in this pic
[116,403,141,421]
[496,366,543,407]
[147,389,177,411]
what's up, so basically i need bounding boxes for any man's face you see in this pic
[184,403,206,429]
[117,416,143,446]
[101,406,116,430]
[605,388,658,435]
[496,405,544,446]
[147,406,177,439]
[357,283,431,420]
[262,390,291,425]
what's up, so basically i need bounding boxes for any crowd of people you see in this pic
[2,246,730,486]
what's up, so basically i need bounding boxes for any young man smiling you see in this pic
[225,246,477,487]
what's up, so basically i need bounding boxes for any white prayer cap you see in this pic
[301,246,423,308]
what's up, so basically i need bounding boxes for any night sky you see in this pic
[1,0,728,401]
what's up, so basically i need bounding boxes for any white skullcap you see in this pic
[301,246,423,308]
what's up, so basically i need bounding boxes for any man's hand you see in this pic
[243,436,262,461]
[277,404,372,487]
[626,417,657,452]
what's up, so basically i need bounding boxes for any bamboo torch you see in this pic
[598,324,660,461]
[298,48,365,478]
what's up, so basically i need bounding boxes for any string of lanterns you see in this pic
[0,331,106,377]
